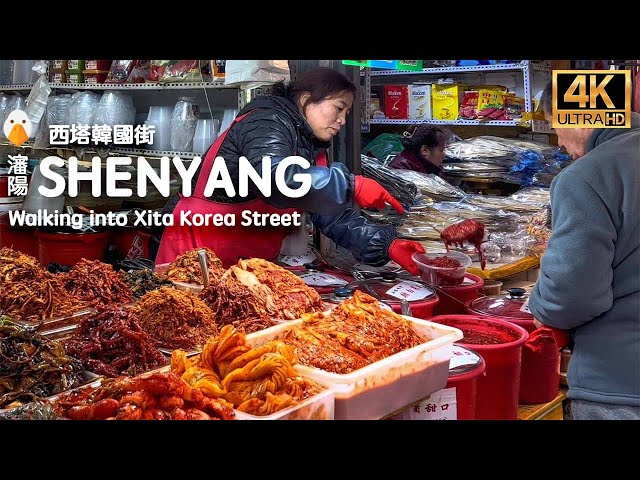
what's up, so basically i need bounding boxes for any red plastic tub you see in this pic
[519,327,561,404]
[434,273,484,315]
[112,228,151,260]
[35,230,112,267]
[0,212,37,257]
[447,345,486,420]
[429,314,529,420]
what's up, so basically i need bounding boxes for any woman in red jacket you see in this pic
[154,67,424,274]
[388,124,447,175]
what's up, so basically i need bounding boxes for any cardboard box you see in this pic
[409,84,432,120]
[432,84,467,120]
[384,85,409,119]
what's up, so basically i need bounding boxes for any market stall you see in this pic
[0,59,582,420]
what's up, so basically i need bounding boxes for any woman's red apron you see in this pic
[156,113,325,268]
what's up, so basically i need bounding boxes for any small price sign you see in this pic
[386,281,431,301]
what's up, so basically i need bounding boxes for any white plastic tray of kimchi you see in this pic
[246,315,463,420]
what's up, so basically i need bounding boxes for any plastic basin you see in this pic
[412,251,472,287]
[35,230,112,267]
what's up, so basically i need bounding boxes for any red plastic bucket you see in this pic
[519,328,561,404]
[35,230,112,267]
[0,212,37,257]
[429,314,529,420]
[112,227,152,259]
[390,294,439,319]
[434,273,484,315]
[447,345,486,420]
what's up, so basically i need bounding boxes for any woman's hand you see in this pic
[388,239,425,275]
[354,176,404,214]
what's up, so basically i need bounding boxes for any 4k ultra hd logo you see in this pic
[552,70,631,128]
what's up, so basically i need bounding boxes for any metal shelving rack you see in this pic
[0,75,241,160]
[361,60,552,133]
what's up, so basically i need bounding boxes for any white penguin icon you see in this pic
[3,109,32,147]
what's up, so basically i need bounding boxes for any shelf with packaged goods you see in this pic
[0,81,233,92]
[0,142,201,161]
[360,60,552,133]
[368,118,522,127]
[360,61,548,77]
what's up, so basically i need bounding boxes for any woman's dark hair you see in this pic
[272,67,357,110]
[401,124,447,152]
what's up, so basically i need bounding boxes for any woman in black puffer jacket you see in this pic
[154,67,424,274]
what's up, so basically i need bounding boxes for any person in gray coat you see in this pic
[529,81,640,420]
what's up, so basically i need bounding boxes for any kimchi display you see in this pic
[280,291,427,374]
[63,259,135,307]
[171,325,323,416]
[165,247,225,285]
[200,258,325,328]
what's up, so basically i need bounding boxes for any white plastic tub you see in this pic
[246,316,463,420]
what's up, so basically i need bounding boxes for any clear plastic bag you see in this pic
[170,97,199,152]
[68,91,101,126]
[93,91,136,130]
[224,60,290,86]
[34,94,73,149]
[106,60,136,83]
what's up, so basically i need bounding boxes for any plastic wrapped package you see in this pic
[34,94,73,149]
[363,133,404,162]
[445,135,559,162]
[219,108,238,133]
[150,60,206,83]
[170,97,199,152]
[67,91,101,126]
[224,60,290,86]
[25,63,53,125]
[0,93,9,120]
[126,60,150,83]
[93,91,136,130]
[105,60,137,83]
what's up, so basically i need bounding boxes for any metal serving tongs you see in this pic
[197,248,210,287]
[347,266,416,316]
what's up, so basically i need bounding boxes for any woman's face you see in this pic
[420,145,446,167]
[300,91,354,141]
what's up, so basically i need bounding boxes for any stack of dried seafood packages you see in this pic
[0,248,87,323]
[200,258,325,334]
[171,325,324,416]
[443,135,570,187]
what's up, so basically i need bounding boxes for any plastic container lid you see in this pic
[469,287,533,320]
[358,272,436,304]
[448,345,483,376]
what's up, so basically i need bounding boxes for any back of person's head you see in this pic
[272,67,357,110]
[401,124,447,152]
[540,81,553,116]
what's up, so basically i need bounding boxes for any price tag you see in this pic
[520,298,531,314]
[462,277,475,285]
[280,248,317,267]
[391,388,457,420]
[299,272,347,287]
[386,281,431,301]
[449,345,482,369]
